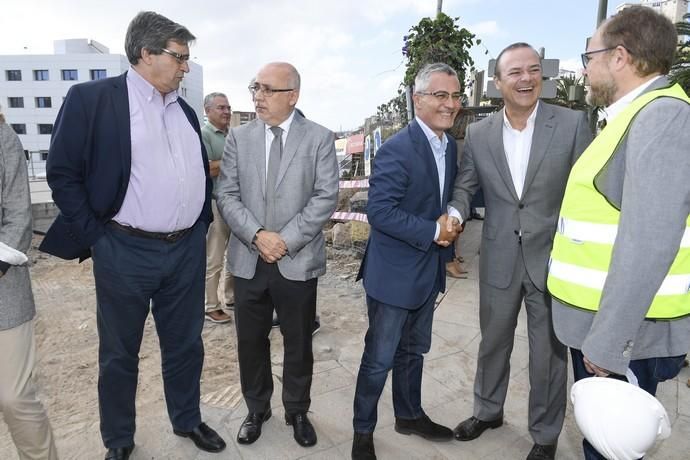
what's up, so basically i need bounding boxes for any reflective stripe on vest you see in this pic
[547,83,690,319]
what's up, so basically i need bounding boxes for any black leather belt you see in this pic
[108,221,192,243]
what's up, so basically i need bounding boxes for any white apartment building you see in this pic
[0,39,203,178]
[617,0,689,23]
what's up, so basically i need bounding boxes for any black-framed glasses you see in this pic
[581,47,619,67]
[248,83,294,97]
[416,90,462,103]
[160,48,190,64]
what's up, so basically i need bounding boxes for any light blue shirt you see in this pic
[415,116,448,241]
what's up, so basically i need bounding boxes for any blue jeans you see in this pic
[570,348,686,460]
[352,289,437,433]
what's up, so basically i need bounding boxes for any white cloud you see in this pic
[468,20,500,37]
[559,58,583,73]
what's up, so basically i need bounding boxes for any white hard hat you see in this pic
[570,377,671,460]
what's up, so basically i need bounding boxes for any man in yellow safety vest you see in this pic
[547,6,690,459]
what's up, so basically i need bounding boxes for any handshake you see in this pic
[435,214,463,247]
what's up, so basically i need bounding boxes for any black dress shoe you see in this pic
[285,412,317,447]
[526,443,557,460]
[352,432,377,460]
[237,410,272,444]
[104,445,134,460]
[394,413,453,441]
[453,416,503,441]
[173,422,226,453]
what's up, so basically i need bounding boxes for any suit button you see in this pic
[518,204,524,209]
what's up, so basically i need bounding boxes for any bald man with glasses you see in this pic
[216,62,338,448]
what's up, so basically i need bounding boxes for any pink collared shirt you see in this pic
[113,67,205,232]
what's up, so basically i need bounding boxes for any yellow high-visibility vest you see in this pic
[547,84,690,319]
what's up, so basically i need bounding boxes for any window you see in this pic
[90,69,107,80]
[6,70,22,81]
[8,97,24,108]
[11,124,26,135]
[61,69,78,80]
[33,69,49,81]
[35,97,52,108]
[40,150,49,161]
[38,124,53,134]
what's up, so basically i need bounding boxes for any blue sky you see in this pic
[0,0,623,131]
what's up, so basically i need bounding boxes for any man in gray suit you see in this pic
[216,62,339,448]
[448,43,591,460]
[548,7,690,459]
[0,110,58,459]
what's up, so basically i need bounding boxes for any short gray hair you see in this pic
[414,63,458,92]
[125,11,195,65]
[204,92,228,109]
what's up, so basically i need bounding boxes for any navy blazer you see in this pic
[39,72,213,261]
[357,120,457,309]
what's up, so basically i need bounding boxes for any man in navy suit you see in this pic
[351,63,463,459]
[39,11,225,460]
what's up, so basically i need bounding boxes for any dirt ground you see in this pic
[0,235,366,457]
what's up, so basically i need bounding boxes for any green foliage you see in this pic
[670,13,690,95]
[402,13,478,90]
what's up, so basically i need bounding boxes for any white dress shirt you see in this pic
[502,102,539,199]
[415,116,448,241]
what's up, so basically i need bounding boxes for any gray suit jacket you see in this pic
[552,76,690,375]
[450,102,591,291]
[0,122,36,331]
[216,112,339,282]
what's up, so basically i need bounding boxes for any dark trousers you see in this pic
[234,259,317,414]
[352,286,438,433]
[570,348,686,460]
[91,222,205,448]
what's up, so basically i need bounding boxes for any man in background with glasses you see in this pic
[448,43,591,460]
[216,62,338,449]
[351,63,463,460]
[40,11,225,459]
[548,6,690,459]
[202,92,234,324]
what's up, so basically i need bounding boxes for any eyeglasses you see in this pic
[248,83,295,97]
[160,48,190,64]
[416,90,462,103]
[581,46,620,67]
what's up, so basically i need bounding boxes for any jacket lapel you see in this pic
[523,103,555,194]
[112,73,132,174]
[487,112,519,201]
[410,120,442,213]
[253,121,267,198]
[276,113,306,189]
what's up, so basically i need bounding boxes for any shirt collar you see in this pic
[415,116,448,151]
[127,66,179,105]
[264,110,296,136]
[602,75,662,123]
[503,101,539,131]
[205,121,227,135]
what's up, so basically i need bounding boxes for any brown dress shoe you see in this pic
[205,310,232,323]
[446,260,468,279]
